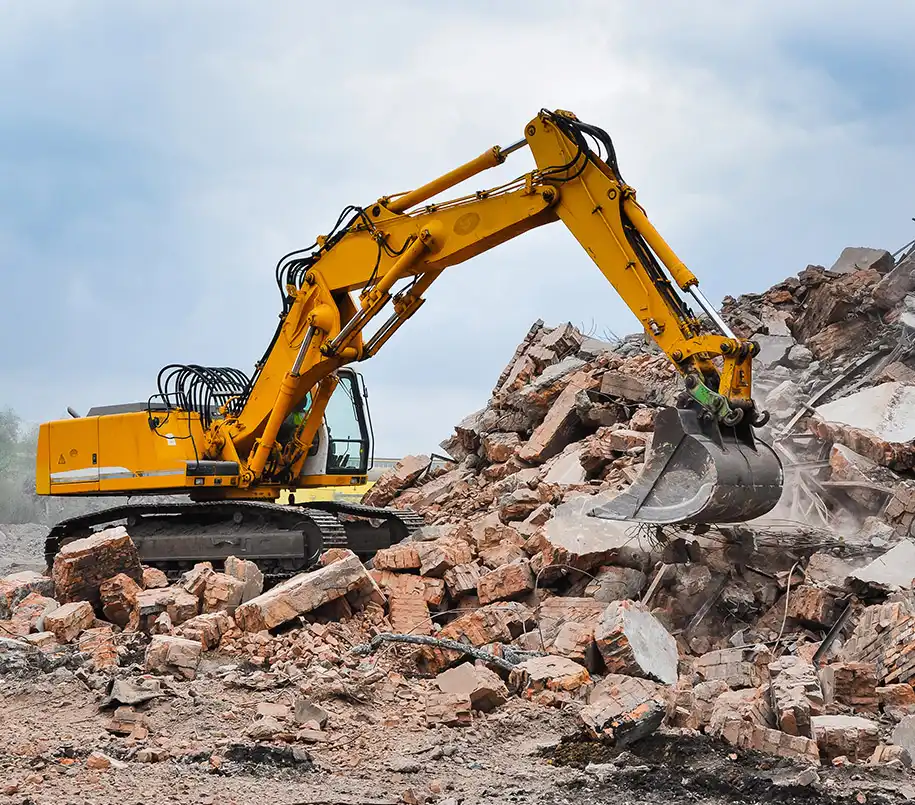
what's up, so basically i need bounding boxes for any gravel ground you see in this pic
[0,523,45,575]
[1,652,913,805]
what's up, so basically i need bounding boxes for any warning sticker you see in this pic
[58,454,66,465]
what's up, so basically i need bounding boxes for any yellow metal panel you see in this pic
[97,411,195,493]
[47,416,100,493]
[35,424,50,495]
[296,474,368,489]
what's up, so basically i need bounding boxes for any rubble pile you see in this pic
[6,242,915,779]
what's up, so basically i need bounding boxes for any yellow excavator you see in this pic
[37,110,783,578]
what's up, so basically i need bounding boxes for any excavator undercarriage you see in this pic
[44,500,425,583]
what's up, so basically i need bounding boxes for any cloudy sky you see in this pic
[2,2,913,456]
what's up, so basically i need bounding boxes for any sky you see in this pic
[1,1,914,456]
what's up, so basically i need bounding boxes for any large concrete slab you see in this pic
[850,539,915,589]
[545,491,655,568]
[815,382,915,443]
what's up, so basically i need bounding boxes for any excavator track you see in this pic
[42,499,419,584]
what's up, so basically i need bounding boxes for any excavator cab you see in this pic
[296,368,372,482]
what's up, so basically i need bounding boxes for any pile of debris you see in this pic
[5,242,915,775]
[355,241,915,763]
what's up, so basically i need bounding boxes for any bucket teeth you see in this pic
[589,406,783,525]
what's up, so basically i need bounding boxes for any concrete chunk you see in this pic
[51,526,142,606]
[813,383,915,470]
[811,715,879,762]
[851,540,915,589]
[829,246,893,276]
[585,566,647,603]
[594,600,678,685]
[224,556,264,603]
[234,551,374,632]
[892,715,915,761]
[43,601,95,644]
[145,634,202,680]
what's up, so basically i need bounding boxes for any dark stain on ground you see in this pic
[543,732,908,805]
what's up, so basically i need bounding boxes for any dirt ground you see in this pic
[2,647,913,805]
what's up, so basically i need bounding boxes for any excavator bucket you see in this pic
[589,407,783,525]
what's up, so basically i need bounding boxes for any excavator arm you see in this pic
[39,109,783,528]
[194,109,781,523]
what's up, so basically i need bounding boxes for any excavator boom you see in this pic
[37,109,783,574]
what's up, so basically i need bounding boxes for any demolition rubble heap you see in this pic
[6,244,915,785]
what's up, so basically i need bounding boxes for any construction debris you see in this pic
[51,526,142,606]
[9,241,915,785]
[234,550,378,632]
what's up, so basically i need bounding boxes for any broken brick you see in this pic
[43,600,95,644]
[203,572,246,614]
[820,662,878,713]
[0,571,55,619]
[10,592,58,633]
[223,556,264,603]
[509,655,591,700]
[141,566,169,589]
[811,714,879,763]
[435,662,508,712]
[425,692,472,727]
[79,626,117,670]
[51,526,142,607]
[145,634,202,680]
[372,543,422,572]
[476,561,535,605]
[235,551,376,632]
[100,573,142,628]
[444,561,484,600]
